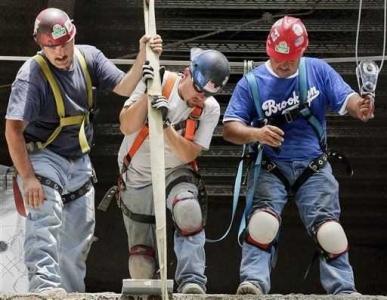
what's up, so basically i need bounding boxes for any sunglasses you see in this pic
[190,71,218,97]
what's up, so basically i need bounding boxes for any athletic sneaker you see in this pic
[236,281,262,295]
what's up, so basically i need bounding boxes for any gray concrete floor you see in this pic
[1,293,387,300]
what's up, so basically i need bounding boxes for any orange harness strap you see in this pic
[122,71,179,172]
[122,71,202,174]
[184,106,202,141]
[162,71,178,99]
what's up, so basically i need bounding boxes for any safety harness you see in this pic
[29,48,94,153]
[13,48,96,217]
[121,72,202,177]
[119,71,202,183]
[235,58,351,245]
[99,71,206,224]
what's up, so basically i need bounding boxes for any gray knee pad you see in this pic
[128,245,156,279]
[315,220,348,259]
[246,209,280,250]
[172,191,203,236]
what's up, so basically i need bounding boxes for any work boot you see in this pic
[39,287,67,297]
[339,292,362,297]
[181,283,205,294]
[236,281,262,295]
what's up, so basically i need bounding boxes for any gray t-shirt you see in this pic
[6,45,125,158]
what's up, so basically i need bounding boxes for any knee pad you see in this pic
[315,220,348,259]
[246,209,280,250]
[172,191,203,236]
[128,245,156,279]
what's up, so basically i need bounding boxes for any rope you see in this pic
[356,0,386,71]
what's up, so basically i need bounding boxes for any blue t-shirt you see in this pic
[6,45,125,158]
[223,57,355,161]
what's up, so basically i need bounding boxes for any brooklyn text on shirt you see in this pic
[262,86,320,117]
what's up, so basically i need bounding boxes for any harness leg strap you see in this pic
[119,199,156,224]
[261,158,290,192]
[36,174,94,204]
[292,153,328,194]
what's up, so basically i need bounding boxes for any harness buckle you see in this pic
[262,159,276,172]
[308,161,319,172]
[26,142,42,153]
[282,104,300,124]
[283,111,294,123]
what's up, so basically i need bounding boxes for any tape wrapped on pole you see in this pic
[143,0,169,299]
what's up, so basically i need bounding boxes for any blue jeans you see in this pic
[121,167,206,292]
[240,159,356,294]
[24,149,95,292]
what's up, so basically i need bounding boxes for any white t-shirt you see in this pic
[117,72,220,187]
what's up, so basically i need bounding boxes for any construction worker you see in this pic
[5,7,162,293]
[117,48,230,294]
[223,16,374,295]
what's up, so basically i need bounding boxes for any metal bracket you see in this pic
[122,279,174,296]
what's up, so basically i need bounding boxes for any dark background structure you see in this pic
[0,0,386,295]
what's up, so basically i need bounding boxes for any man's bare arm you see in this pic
[5,119,44,208]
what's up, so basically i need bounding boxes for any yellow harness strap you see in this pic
[32,47,93,153]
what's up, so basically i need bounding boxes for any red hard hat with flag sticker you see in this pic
[266,16,309,61]
[33,8,76,47]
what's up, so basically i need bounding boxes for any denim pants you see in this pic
[23,149,95,292]
[121,167,206,292]
[240,159,356,294]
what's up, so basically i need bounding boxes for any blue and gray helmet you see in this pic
[189,48,230,96]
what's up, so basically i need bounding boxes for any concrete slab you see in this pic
[0,293,387,300]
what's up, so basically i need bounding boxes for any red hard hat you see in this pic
[266,16,309,61]
[33,8,76,47]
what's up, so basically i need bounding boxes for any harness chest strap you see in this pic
[30,48,93,153]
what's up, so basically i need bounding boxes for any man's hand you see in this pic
[223,121,284,147]
[358,95,375,122]
[139,34,163,55]
[23,176,45,209]
[346,93,375,122]
[151,95,169,122]
[142,60,154,83]
[256,125,284,148]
